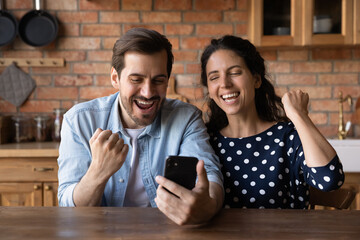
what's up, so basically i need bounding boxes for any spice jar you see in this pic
[12,114,34,143]
[34,115,50,142]
[52,108,66,142]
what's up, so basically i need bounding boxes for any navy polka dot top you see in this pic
[210,122,345,209]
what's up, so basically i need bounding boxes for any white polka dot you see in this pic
[299,151,303,156]
[262,159,267,164]
[260,174,265,179]
[226,172,231,177]
[220,149,225,154]
[329,165,335,170]
[218,143,222,147]
[233,197,239,202]
[285,168,289,173]
[269,166,275,171]
[254,152,260,157]
[224,205,230,209]
[234,181,239,186]
[244,159,249,164]
[337,181,343,186]
[267,131,273,136]
[250,197,255,203]
[295,179,299,185]
[312,179,316,185]
[259,189,265,195]
[243,174,248,179]
[269,182,275,187]
[269,199,275,204]
[270,150,276,155]
[234,165,240,171]
[227,156,232,161]
[278,158,284,163]
[287,148,293,155]
[278,125,283,130]
[311,168,317,173]
[259,206,265,209]
[339,169,343,174]
[236,150,242,155]
[318,184,323,190]
[279,142,284,147]
[264,145,270,150]
[303,160,307,166]
[274,138,280,143]
[278,191,283,196]
[323,176,330,182]
[246,143,252,148]
[256,137,261,141]
[289,135,294,140]
[252,167,257,171]
[226,188,230,193]
[290,203,294,208]
[250,181,256,186]
[229,141,234,147]
[278,174,283,180]
[298,196,304,202]
[242,189,247,194]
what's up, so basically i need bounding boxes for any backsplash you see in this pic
[0,0,359,139]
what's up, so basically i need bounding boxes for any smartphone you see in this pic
[164,155,198,192]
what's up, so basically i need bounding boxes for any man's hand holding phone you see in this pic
[155,157,220,226]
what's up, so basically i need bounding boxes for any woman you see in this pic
[201,35,344,209]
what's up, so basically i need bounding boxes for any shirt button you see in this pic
[119,178,124,183]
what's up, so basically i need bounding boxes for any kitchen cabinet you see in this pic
[248,0,359,47]
[0,142,59,206]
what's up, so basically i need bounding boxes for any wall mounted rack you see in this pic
[0,58,65,67]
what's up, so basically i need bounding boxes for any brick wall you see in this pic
[0,0,359,138]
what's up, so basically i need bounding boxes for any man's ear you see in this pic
[111,67,120,88]
[254,74,262,89]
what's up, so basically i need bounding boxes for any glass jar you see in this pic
[34,115,50,142]
[52,108,66,142]
[12,115,34,143]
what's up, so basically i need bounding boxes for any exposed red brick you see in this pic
[46,51,86,62]
[177,87,204,100]
[334,61,360,72]
[2,50,43,58]
[45,0,78,10]
[80,0,119,10]
[155,0,192,10]
[224,11,248,22]
[95,75,112,86]
[37,87,78,100]
[55,75,93,86]
[168,37,179,50]
[80,87,117,100]
[267,62,291,73]
[19,100,60,113]
[197,24,234,35]
[87,50,113,61]
[122,0,152,10]
[173,50,198,62]
[293,62,332,73]
[237,0,247,10]
[278,50,309,61]
[195,0,235,10]
[296,86,332,99]
[184,12,222,22]
[165,24,194,35]
[311,100,338,111]
[57,12,98,23]
[82,24,121,37]
[58,37,101,50]
[142,12,181,23]
[6,0,32,9]
[181,37,212,50]
[59,24,80,37]
[235,23,247,35]
[103,37,120,50]
[101,12,140,23]
[333,86,360,99]
[318,74,358,85]
[309,112,328,125]
[276,74,316,85]
[172,63,185,74]
[73,63,111,74]
[123,25,164,34]
[33,76,52,86]
[258,50,277,61]
[176,74,200,86]
[0,100,17,113]
[32,65,71,74]
[312,48,352,60]
[186,63,200,74]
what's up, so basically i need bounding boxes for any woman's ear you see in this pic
[254,74,262,89]
[111,67,120,88]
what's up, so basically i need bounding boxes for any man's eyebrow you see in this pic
[128,73,168,79]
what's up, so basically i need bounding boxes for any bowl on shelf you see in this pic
[313,15,332,33]
[272,27,290,35]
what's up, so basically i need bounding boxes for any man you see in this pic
[57,28,223,225]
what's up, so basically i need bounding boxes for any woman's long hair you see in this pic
[200,35,287,133]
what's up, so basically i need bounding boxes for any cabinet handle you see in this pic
[45,185,52,191]
[33,167,54,172]
[33,185,41,190]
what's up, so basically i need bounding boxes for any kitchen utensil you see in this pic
[0,0,18,46]
[18,0,58,47]
[313,15,332,33]
[0,63,36,107]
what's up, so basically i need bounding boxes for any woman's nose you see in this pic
[220,75,232,88]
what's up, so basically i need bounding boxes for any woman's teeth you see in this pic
[222,92,239,102]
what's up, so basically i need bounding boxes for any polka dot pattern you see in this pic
[210,122,345,209]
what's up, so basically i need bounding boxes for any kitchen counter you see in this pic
[0,142,59,157]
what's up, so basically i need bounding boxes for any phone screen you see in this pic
[164,156,198,191]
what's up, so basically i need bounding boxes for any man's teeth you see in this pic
[137,100,153,105]
[222,93,239,99]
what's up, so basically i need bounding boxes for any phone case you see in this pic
[164,156,198,190]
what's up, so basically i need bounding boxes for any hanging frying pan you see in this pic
[0,0,18,47]
[18,0,58,47]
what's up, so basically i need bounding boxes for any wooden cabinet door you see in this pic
[43,182,58,206]
[0,183,42,206]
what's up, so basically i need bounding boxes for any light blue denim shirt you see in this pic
[57,92,223,207]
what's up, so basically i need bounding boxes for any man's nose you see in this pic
[140,82,155,98]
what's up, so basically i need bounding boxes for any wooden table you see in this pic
[0,207,359,239]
